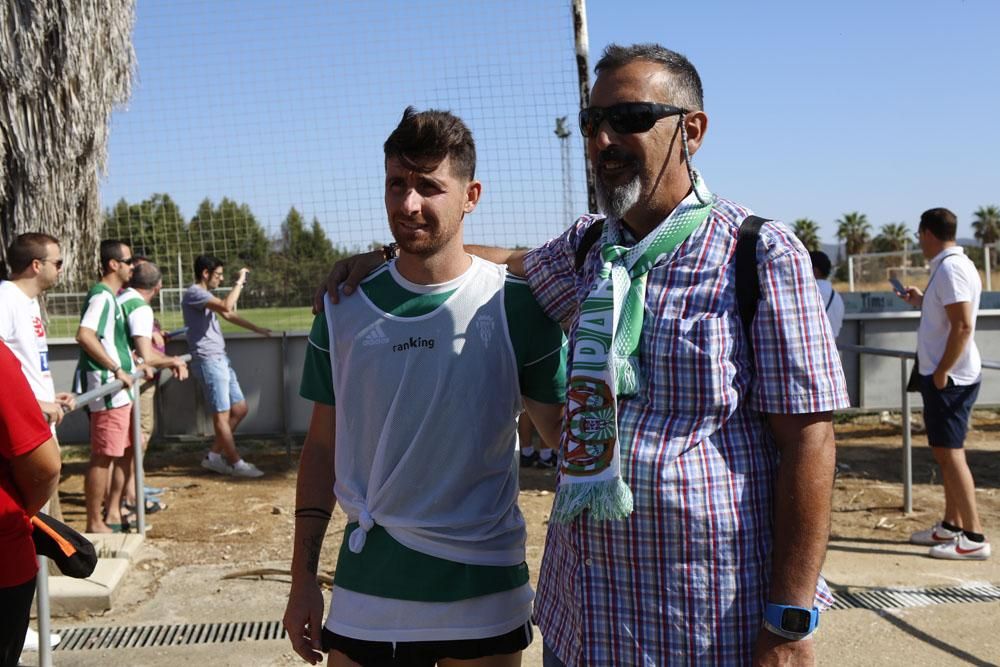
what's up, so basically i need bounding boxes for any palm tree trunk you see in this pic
[0,0,136,288]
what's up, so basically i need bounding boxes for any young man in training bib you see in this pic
[283,107,566,667]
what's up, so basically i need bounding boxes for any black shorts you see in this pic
[321,622,532,667]
[919,375,980,448]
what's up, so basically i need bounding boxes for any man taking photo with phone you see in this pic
[899,208,989,560]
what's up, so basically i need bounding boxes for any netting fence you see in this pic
[843,244,999,292]
[44,0,590,338]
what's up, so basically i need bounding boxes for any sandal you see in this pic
[123,499,165,515]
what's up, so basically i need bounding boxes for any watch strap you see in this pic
[763,603,819,641]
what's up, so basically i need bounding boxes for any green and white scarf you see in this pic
[550,178,715,523]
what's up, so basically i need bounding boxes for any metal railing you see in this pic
[838,344,1000,514]
[34,354,190,667]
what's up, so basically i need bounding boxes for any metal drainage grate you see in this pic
[51,585,1000,651]
[54,620,286,651]
[830,583,1000,611]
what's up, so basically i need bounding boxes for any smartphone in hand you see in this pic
[888,277,906,295]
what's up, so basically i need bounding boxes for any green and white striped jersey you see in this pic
[73,283,134,412]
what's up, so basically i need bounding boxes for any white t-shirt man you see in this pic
[816,279,844,339]
[917,246,982,385]
[0,280,55,402]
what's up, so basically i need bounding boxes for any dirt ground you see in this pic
[52,410,1000,614]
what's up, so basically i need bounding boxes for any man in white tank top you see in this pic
[284,108,567,666]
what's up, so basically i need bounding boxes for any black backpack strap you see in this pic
[735,215,768,364]
[574,219,606,272]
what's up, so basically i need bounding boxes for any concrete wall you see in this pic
[48,310,1000,443]
[49,332,313,444]
[837,309,1000,409]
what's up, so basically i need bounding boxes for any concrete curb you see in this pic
[45,534,145,615]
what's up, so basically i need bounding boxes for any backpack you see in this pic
[573,215,769,365]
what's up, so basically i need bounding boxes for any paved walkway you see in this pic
[22,537,1000,666]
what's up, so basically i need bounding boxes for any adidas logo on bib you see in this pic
[361,324,389,346]
[476,315,495,345]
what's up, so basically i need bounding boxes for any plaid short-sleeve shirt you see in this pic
[524,189,849,665]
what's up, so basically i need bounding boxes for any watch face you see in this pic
[781,608,812,633]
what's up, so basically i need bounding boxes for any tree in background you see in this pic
[836,211,871,256]
[972,205,1000,246]
[0,1,135,287]
[258,207,346,307]
[103,193,188,288]
[792,218,821,252]
[103,196,352,309]
[188,197,270,268]
[973,205,1000,277]
[871,222,911,252]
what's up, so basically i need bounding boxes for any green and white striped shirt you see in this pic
[74,283,134,412]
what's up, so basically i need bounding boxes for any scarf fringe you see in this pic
[613,356,640,396]
[550,477,634,524]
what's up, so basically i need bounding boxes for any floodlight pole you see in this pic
[847,256,855,293]
[572,0,597,214]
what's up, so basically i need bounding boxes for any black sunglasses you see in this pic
[116,256,135,266]
[37,258,64,269]
[579,102,688,139]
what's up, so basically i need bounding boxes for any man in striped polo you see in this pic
[74,239,138,533]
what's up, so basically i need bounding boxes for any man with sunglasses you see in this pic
[323,44,848,665]
[0,233,74,654]
[74,240,139,533]
[0,233,76,426]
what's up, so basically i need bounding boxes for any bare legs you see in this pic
[86,452,125,533]
[931,446,982,533]
[211,400,248,464]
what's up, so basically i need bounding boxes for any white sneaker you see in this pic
[201,454,234,476]
[910,521,961,546]
[230,460,264,478]
[22,626,61,651]
[928,533,991,560]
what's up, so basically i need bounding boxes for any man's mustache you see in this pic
[597,148,638,168]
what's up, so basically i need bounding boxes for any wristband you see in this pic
[110,365,121,375]
[382,242,399,262]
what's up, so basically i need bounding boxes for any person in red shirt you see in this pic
[0,340,60,666]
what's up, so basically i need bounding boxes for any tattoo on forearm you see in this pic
[304,534,323,575]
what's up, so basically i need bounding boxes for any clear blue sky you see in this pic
[101,0,999,250]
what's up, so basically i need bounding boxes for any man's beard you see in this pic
[595,173,641,220]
